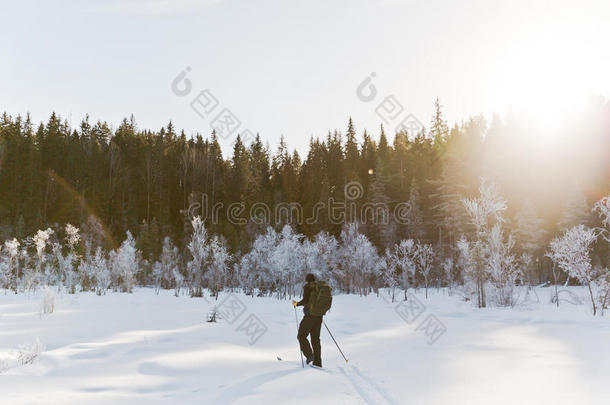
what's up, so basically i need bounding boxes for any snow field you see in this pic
[1,287,609,404]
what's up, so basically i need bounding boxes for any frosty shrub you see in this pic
[79,247,111,295]
[338,223,380,296]
[62,224,81,294]
[40,286,56,315]
[303,231,339,288]
[485,224,519,307]
[17,338,44,366]
[205,235,231,299]
[386,239,417,300]
[186,217,210,297]
[109,231,139,293]
[461,179,509,308]
[237,226,279,296]
[414,242,435,299]
[33,228,53,272]
[65,224,81,250]
[442,257,454,292]
[152,237,181,294]
[547,225,603,315]
[268,225,306,299]
[0,238,20,290]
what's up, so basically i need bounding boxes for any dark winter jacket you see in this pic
[296,282,316,316]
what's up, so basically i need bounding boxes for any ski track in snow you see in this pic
[340,364,400,405]
[214,368,302,404]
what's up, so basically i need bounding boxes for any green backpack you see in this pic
[308,281,333,316]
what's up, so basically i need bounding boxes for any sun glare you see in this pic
[494,28,600,138]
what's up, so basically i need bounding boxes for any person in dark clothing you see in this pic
[292,273,323,367]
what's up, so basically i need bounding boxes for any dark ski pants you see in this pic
[298,314,323,367]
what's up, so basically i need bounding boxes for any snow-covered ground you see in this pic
[1,287,609,404]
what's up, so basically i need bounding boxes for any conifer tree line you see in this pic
[1,99,609,309]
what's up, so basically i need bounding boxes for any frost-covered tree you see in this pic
[62,224,81,293]
[152,237,181,294]
[0,239,20,291]
[268,225,306,298]
[461,179,507,307]
[79,247,110,295]
[381,249,399,302]
[65,224,81,252]
[442,257,454,291]
[456,235,474,289]
[594,196,610,242]
[109,231,139,293]
[387,239,436,299]
[388,239,417,299]
[415,242,435,298]
[186,217,210,297]
[485,224,519,306]
[204,235,231,299]
[20,228,54,291]
[592,196,610,313]
[32,228,53,273]
[304,231,339,287]
[338,223,380,295]
[547,225,601,315]
[237,226,279,295]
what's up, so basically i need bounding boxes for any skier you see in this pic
[292,273,332,368]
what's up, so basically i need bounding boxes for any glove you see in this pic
[292,300,298,307]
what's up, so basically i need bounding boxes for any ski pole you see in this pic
[323,321,348,363]
[294,305,304,368]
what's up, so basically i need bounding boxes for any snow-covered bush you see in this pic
[204,235,231,299]
[65,223,81,250]
[184,217,232,298]
[384,239,437,299]
[547,225,602,315]
[33,228,53,273]
[79,247,110,295]
[460,179,508,308]
[380,249,399,302]
[592,195,610,314]
[485,224,519,306]
[442,257,454,291]
[386,239,417,300]
[186,217,210,297]
[152,237,181,294]
[237,226,279,295]
[17,338,44,366]
[109,231,139,293]
[338,223,380,296]
[414,242,435,298]
[304,231,339,287]
[0,238,20,290]
[268,225,306,299]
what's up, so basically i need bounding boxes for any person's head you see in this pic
[305,273,316,283]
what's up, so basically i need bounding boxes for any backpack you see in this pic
[308,281,332,316]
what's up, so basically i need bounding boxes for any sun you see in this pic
[493,28,600,137]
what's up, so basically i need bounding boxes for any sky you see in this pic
[1,0,609,155]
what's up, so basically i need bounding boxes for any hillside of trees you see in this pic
[1,99,609,309]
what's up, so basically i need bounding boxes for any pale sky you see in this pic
[2,0,609,154]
